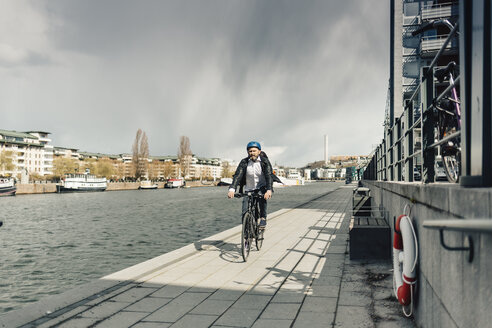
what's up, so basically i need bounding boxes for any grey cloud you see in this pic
[0,45,52,67]
[2,0,389,167]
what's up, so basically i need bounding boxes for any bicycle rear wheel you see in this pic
[442,146,460,183]
[241,212,252,262]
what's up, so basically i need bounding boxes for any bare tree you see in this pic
[132,129,150,180]
[221,161,233,178]
[178,136,192,178]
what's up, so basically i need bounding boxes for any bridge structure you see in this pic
[362,1,492,327]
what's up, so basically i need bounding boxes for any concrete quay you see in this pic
[1,186,414,328]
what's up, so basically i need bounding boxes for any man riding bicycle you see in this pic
[227,141,273,229]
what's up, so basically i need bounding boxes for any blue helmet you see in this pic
[246,141,261,150]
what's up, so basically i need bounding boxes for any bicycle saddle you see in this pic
[434,61,457,83]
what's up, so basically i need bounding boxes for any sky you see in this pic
[0,0,390,167]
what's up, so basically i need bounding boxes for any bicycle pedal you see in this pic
[257,238,264,241]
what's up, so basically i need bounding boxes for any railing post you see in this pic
[382,138,387,180]
[377,145,381,180]
[404,100,414,182]
[396,118,402,181]
[459,0,492,187]
[379,144,383,180]
[387,128,393,181]
[421,66,436,183]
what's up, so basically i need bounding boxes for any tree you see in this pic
[30,172,44,182]
[132,129,149,180]
[148,160,160,180]
[95,158,115,179]
[221,161,233,178]
[178,136,192,178]
[53,157,78,179]
[115,161,126,181]
[82,158,97,175]
[0,150,14,174]
[163,161,174,179]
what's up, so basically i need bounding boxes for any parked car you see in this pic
[435,159,447,181]
[413,167,421,181]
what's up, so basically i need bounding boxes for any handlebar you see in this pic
[412,19,455,36]
[234,190,265,198]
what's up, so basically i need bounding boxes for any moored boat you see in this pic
[0,177,16,196]
[57,171,107,193]
[164,178,185,188]
[217,178,232,186]
[139,180,158,190]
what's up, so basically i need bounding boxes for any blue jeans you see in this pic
[242,196,267,219]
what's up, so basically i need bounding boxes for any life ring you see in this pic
[393,214,418,314]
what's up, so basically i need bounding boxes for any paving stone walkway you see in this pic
[1,186,415,328]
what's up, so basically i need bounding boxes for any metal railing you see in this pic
[421,2,459,21]
[363,22,460,183]
[423,218,492,262]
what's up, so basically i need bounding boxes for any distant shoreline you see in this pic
[12,181,219,195]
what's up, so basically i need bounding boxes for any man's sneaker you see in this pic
[259,218,267,230]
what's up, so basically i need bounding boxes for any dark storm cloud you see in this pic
[2,0,389,166]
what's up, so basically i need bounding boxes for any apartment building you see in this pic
[2,128,232,181]
[54,147,80,159]
[190,157,223,180]
[0,129,54,177]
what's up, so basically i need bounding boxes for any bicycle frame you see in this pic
[236,190,264,261]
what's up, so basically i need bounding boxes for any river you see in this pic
[0,182,342,314]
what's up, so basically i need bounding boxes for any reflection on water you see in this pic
[0,182,340,313]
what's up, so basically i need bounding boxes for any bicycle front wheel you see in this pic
[442,147,461,183]
[256,228,264,251]
[241,212,252,262]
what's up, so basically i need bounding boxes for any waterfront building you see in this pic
[190,157,223,180]
[287,168,301,179]
[0,129,54,178]
[302,168,311,180]
[273,167,285,178]
[54,147,80,160]
[2,129,240,181]
[148,155,223,181]
[148,156,179,180]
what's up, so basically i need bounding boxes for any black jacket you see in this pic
[230,155,273,193]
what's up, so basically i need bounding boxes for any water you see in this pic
[0,182,341,313]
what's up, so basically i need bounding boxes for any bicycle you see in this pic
[412,19,461,183]
[235,190,265,262]
[433,61,461,182]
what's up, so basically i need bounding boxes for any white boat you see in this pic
[139,180,158,190]
[165,178,185,188]
[274,176,305,187]
[57,171,107,193]
[217,178,232,186]
[0,177,16,196]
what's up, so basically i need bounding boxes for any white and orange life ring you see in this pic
[393,213,418,316]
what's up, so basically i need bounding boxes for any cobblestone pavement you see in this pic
[1,186,416,328]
